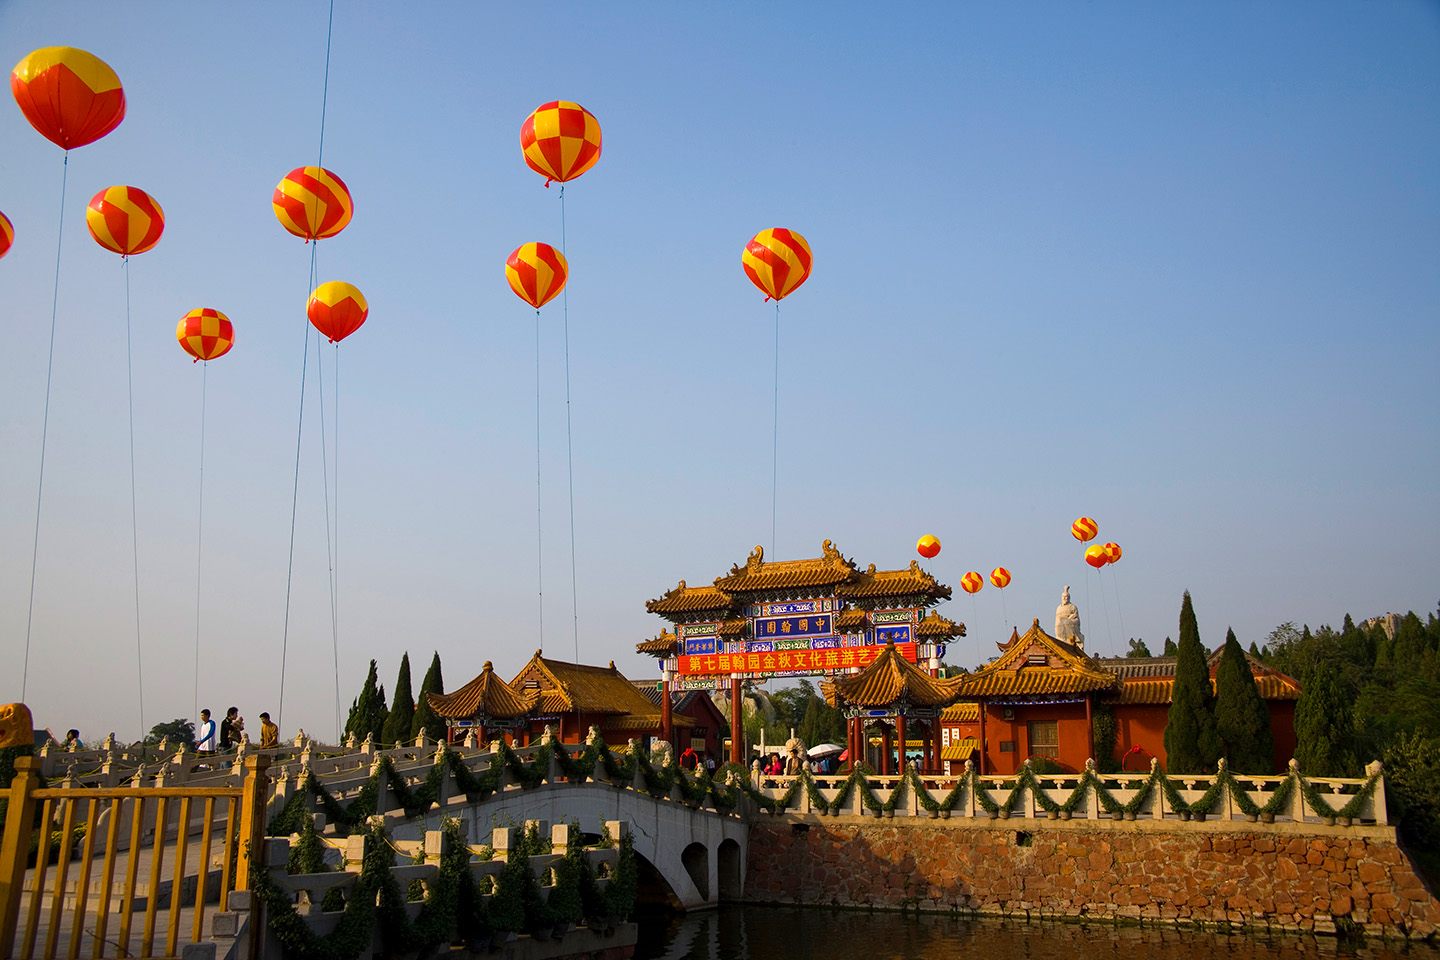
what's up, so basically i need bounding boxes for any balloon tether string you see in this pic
[125,257,146,737]
[22,151,68,703]
[535,308,544,653]
[560,184,579,661]
[771,301,780,557]
[193,362,208,725]
[316,326,340,743]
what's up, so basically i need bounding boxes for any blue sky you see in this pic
[2,3,1437,742]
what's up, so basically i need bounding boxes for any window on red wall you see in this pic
[1028,720,1059,759]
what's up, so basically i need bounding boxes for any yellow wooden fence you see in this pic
[1,757,271,960]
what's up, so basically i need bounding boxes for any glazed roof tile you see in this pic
[827,642,967,708]
[941,740,980,761]
[712,541,858,593]
[835,608,867,631]
[635,630,681,656]
[1095,651,1302,704]
[425,662,539,720]
[835,561,952,602]
[916,611,966,638]
[512,653,668,717]
[718,618,749,638]
[956,620,1119,699]
[940,702,980,722]
[645,582,736,615]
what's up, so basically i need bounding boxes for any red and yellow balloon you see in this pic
[520,101,602,186]
[990,567,1011,589]
[0,211,12,260]
[308,282,368,343]
[1102,542,1122,564]
[916,535,940,559]
[1084,544,1108,569]
[273,167,353,240]
[961,571,984,594]
[177,308,234,363]
[11,47,125,150]
[505,243,568,309]
[86,186,164,256]
[1071,517,1098,542]
[743,228,812,302]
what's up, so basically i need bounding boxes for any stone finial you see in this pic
[1084,758,1095,772]
[433,742,448,765]
[1023,758,1032,770]
[158,736,170,754]
[650,740,673,767]
[415,730,430,749]
[102,732,117,751]
[964,759,974,773]
[1288,757,1299,772]
[293,729,308,748]
[366,814,386,831]
[1366,759,1382,777]
[540,725,556,745]
[171,742,188,763]
[586,726,602,746]
[462,729,478,748]
[363,732,375,747]
[368,756,384,777]
[751,760,761,773]
[1217,757,1228,771]
[488,739,505,755]
[344,732,358,750]
[1150,756,1159,772]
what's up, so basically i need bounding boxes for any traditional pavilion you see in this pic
[821,640,967,774]
[630,682,729,759]
[938,619,1303,774]
[637,540,963,765]
[426,652,694,749]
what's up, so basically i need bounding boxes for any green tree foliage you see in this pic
[382,654,416,746]
[1164,591,1221,773]
[1293,659,1358,777]
[1162,637,1177,656]
[1214,629,1274,774]
[411,651,446,741]
[1383,732,1440,850]
[1126,638,1152,658]
[345,660,390,743]
[143,719,197,749]
[1091,702,1119,773]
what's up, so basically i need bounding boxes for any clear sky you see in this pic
[2,2,1437,744]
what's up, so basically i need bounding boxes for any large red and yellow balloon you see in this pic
[272,167,353,240]
[743,228,812,302]
[990,567,1011,589]
[505,243,568,309]
[307,281,368,343]
[961,571,984,594]
[1084,544,1108,569]
[1102,542,1122,564]
[520,101,602,186]
[86,186,164,256]
[177,308,234,363]
[916,535,940,559]
[0,212,12,260]
[1071,517,1098,542]
[11,47,125,150]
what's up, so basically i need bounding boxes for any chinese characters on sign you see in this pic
[753,614,832,638]
[677,642,918,677]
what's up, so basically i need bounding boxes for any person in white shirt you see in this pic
[196,709,217,755]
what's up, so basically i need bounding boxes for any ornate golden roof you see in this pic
[635,630,680,656]
[645,581,736,615]
[835,608,867,631]
[718,618,749,638]
[825,641,967,708]
[713,541,858,593]
[941,739,980,761]
[916,611,965,638]
[835,561,952,603]
[426,661,540,720]
[1097,652,1302,704]
[512,653,671,720]
[956,620,1119,699]
[940,702,980,722]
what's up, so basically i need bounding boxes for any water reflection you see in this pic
[634,906,1440,960]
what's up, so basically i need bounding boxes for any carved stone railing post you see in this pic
[415,730,431,751]
[1287,759,1306,822]
[1367,760,1387,824]
[552,822,576,855]
[629,740,646,792]
[492,826,516,861]
[360,733,375,758]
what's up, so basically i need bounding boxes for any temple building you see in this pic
[426,651,696,750]
[937,610,1303,775]
[637,540,963,764]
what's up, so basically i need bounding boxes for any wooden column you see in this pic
[660,675,673,749]
[729,675,743,766]
[921,721,932,773]
[977,700,987,775]
[879,723,891,775]
[933,717,944,775]
[896,713,908,772]
[1085,694,1095,766]
[0,757,40,957]
[848,717,858,772]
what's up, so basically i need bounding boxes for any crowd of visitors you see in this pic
[195,705,279,753]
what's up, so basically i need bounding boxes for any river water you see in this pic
[633,906,1440,959]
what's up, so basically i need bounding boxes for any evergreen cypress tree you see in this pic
[411,651,447,741]
[1164,591,1221,773]
[1163,637,1178,656]
[345,660,382,741]
[1294,660,1358,777]
[382,653,416,746]
[371,684,388,742]
[1214,629,1275,773]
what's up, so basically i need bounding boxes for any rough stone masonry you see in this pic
[745,817,1440,941]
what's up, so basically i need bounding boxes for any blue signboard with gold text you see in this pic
[752,614,831,639]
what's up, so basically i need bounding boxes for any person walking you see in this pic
[219,707,243,751]
[196,710,217,755]
[258,712,279,748]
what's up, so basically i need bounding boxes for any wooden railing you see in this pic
[0,757,271,960]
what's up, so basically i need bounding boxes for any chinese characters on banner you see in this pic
[677,642,918,677]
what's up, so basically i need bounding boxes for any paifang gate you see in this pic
[635,540,965,766]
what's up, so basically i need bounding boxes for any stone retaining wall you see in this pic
[744,815,1440,941]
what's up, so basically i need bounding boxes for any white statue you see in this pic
[1055,585,1084,649]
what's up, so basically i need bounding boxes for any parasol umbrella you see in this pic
[808,743,844,757]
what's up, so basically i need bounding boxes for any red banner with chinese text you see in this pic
[678,642,917,676]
